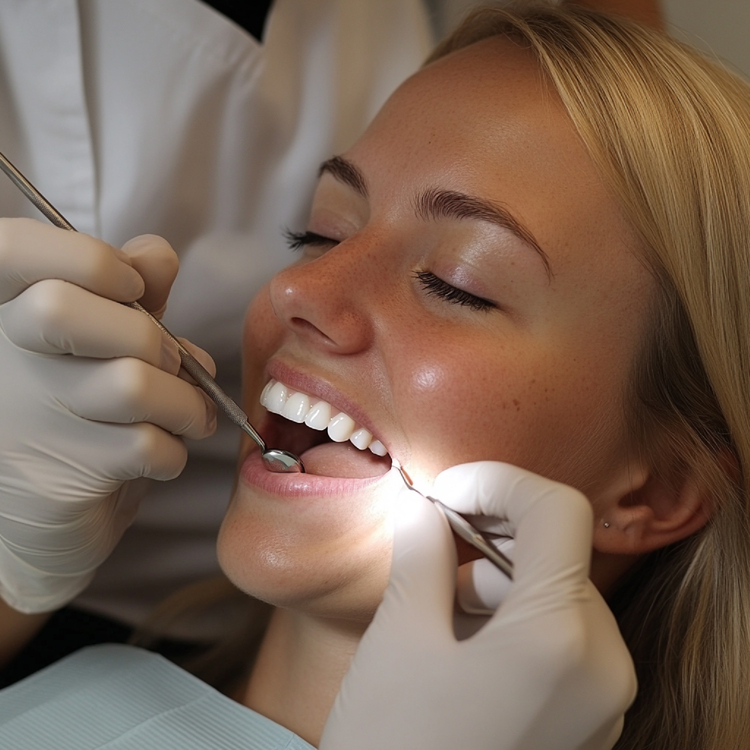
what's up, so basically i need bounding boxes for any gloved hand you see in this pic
[0,219,216,613]
[321,461,637,750]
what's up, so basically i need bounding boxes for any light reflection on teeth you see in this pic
[260,380,274,404]
[283,392,310,423]
[305,401,331,430]
[265,381,288,414]
[350,427,372,450]
[369,440,387,456]
[328,413,355,442]
[261,378,387,456]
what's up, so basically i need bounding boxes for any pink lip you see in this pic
[240,450,393,500]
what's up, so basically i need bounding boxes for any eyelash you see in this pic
[283,230,496,312]
[414,271,496,312]
[284,229,337,251]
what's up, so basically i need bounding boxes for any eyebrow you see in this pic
[319,156,368,198]
[319,156,551,277]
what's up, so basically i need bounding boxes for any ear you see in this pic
[591,457,722,556]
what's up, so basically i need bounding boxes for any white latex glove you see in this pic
[0,219,216,613]
[321,461,637,750]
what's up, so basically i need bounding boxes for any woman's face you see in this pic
[218,38,656,621]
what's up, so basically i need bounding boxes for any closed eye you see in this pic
[415,271,497,312]
[285,231,497,312]
[284,229,338,252]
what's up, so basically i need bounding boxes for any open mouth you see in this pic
[260,379,392,479]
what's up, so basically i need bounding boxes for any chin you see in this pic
[216,451,401,622]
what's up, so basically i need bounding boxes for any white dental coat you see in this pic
[0,0,432,635]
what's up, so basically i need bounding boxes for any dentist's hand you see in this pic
[321,462,637,750]
[0,219,216,613]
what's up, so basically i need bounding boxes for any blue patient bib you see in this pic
[0,644,314,749]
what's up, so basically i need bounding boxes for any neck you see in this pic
[241,607,367,747]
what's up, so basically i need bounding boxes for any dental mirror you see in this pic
[262,449,308,473]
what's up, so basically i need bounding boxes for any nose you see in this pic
[268,246,376,354]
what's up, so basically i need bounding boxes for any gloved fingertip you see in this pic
[121,235,179,313]
[432,461,491,513]
[111,245,135,266]
[598,715,625,750]
[177,337,217,378]
[455,558,512,614]
[160,336,182,374]
[121,234,177,262]
[115,264,146,301]
[203,393,218,437]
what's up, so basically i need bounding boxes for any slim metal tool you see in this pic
[0,150,304,474]
[393,460,513,578]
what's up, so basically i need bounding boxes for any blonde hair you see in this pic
[430,5,750,749]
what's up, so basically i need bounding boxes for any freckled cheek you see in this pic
[392,346,534,473]
[391,340,598,477]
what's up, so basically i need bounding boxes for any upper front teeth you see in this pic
[260,379,388,456]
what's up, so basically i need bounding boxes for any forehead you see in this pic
[346,37,641,281]
[353,37,579,183]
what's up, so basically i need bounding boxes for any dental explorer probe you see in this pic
[393,460,514,579]
[0,150,304,474]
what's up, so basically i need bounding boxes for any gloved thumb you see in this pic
[121,235,179,318]
[375,489,457,641]
[456,550,514,614]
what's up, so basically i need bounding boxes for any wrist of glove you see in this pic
[321,461,636,750]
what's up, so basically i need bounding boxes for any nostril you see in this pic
[290,317,335,345]
[290,317,317,330]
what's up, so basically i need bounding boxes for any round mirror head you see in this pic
[262,449,305,474]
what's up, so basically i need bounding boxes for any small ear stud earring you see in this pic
[603,521,611,528]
